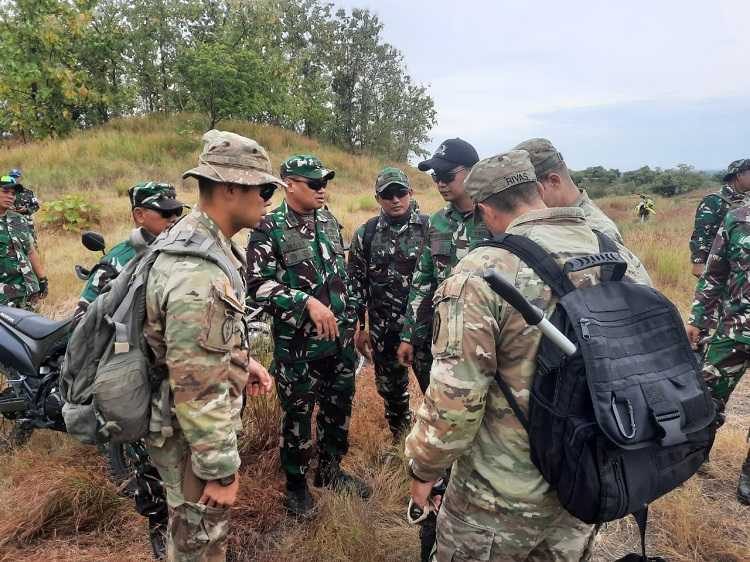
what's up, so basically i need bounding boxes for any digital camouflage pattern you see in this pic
[689,204,750,342]
[400,204,490,346]
[144,208,249,560]
[405,207,650,559]
[246,199,358,363]
[13,185,40,215]
[280,154,335,180]
[0,209,40,308]
[723,158,750,182]
[574,189,624,244]
[348,202,428,432]
[129,181,186,211]
[274,351,356,476]
[689,184,748,264]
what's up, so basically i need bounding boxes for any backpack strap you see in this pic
[592,230,627,282]
[362,216,380,265]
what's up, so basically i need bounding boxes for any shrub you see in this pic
[39,194,101,232]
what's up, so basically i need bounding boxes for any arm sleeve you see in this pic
[689,223,730,329]
[245,224,310,328]
[689,197,720,264]
[405,274,503,481]
[346,227,368,325]
[400,228,436,344]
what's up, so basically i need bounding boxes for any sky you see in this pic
[334,0,750,171]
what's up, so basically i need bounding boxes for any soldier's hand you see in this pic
[307,297,339,341]
[200,475,240,508]
[246,357,272,396]
[685,325,702,349]
[37,276,49,299]
[397,341,414,367]
[355,328,373,361]
[691,263,705,278]
[409,478,436,511]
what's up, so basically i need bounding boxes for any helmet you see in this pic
[9,168,22,179]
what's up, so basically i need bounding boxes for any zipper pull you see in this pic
[579,318,591,341]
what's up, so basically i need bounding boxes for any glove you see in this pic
[38,276,49,299]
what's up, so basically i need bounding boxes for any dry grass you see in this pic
[0,117,748,561]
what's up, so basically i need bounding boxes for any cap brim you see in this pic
[376,181,409,193]
[295,169,335,180]
[141,198,187,211]
[183,165,286,188]
[417,157,457,173]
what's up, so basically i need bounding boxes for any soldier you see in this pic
[405,150,651,562]
[347,167,429,437]
[396,138,486,389]
[9,169,40,240]
[514,138,624,244]
[246,154,371,516]
[75,181,187,318]
[686,191,750,506]
[143,131,277,562]
[0,175,47,310]
[689,159,750,277]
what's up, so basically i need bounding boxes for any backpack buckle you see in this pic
[653,410,685,447]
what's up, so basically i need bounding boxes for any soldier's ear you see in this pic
[132,207,145,225]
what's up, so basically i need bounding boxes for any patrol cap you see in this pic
[183,129,286,188]
[723,159,750,182]
[464,150,537,204]
[375,167,410,193]
[280,154,335,181]
[418,138,479,173]
[513,138,565,178]
[128,181,187,212]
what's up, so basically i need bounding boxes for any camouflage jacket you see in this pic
[574,189,624,244]
[0,209,39,306]
[689,204,750,343]
[405,207,651,515]
[76,228,154,316]
[689,185,748,265]
[347,202,428,339]
[144,208,249,480]
[13,186,40,216]
[400,204,490,346]
[246,200,357,363]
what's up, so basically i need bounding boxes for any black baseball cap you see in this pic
[418,138,480,173]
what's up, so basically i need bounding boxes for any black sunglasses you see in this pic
[431,167,464,185]
[259,183,277,201]
[379,186,410,200]
[155,207,184,219]
[299,178,328,191]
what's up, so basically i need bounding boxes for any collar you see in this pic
[507,207,586,231]
[446,202,475,221]
[376,201,422,231]
[281,199,326,228]
[721,184,745,200]
[573,189,590,207]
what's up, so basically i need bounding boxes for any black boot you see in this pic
[285,474,314,517]
[738,449,750,506]
[148,517,167,560]
[314,456,371,499]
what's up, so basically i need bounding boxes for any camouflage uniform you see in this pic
[689,184,748,266]
[0,209,40,309]
[400,204,490,386]
[13,184,40,239]
[406,151,652,561]
[144,132,284,562]
[348,168,429,434]
[246,160,358,481]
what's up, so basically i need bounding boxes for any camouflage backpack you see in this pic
[60,223,244,445]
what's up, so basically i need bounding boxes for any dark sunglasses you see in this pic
[431,167,464,185]
[258,183,277,201]
[155,207,184,219]
[379,186,410,200]
[299,178,328,191]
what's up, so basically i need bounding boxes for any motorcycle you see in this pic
[0,231,168,559]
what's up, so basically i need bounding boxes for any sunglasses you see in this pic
[431,167,464,185]
[155,207,184,219]
[298,178,328,191]
[257,183,278,201]
[379,186,410,200]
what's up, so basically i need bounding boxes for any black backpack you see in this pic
[477,232,717,561]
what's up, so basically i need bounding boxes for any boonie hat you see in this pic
[128,181,186,212]
[723,159,750,182]
[513,138,565,178]
[464,150,537,204]
[280,154,335,181]
[418,138,479,173]
[375,167,410,193]
[183,129,286,188]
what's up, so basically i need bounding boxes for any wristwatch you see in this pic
[407,459,431,484]
[216,474,236,487]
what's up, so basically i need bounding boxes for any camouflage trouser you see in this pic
[146,431,230,562]
[273,347,356,477]
[702,335,750,409]
[372,330,412,435]
[431,491,596,562]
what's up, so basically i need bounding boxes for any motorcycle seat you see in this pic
[0,307,72,340]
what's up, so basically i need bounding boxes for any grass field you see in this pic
[0,115,748,561]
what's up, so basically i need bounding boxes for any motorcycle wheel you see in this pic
[107,442,140,495]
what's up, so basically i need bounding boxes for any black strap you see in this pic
[635,507,649,561]
[593,230,627,281]
[476,233,575,297]
[362,216,379,265]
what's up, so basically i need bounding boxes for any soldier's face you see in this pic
[134,207,181,236]
[0,187,15,211]
[737,170,750,191]
[376,186,412,218]
[434,166,468,202]
[233,185,268,228]
[284,176,327,212]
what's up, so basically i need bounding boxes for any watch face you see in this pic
[218,475,236,487]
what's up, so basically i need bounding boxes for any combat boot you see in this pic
[737,450,750,506]
[314,455,372,499]
[285,474,314,517]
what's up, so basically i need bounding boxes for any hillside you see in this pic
[0,115,748,561]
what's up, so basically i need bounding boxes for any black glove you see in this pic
[38,276,49,299]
